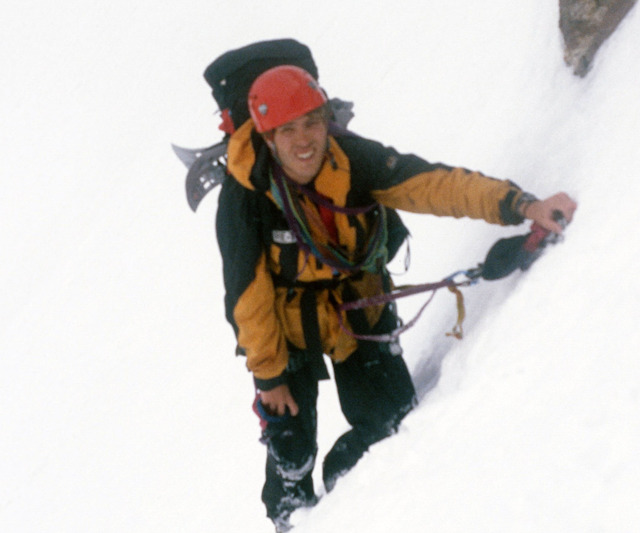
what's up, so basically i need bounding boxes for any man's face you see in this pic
[270,109,329,185]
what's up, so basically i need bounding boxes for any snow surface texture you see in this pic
[1,1,639,532]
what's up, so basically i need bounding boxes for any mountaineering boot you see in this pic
[322,428,373,492]
[273,515,293,532]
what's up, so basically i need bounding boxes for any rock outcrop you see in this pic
[560,0,637,76]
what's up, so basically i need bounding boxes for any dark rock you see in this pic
[559,0,637,76]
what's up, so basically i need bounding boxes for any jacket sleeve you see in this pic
[341,135,527,225]
[216,176,289,387]
[372,167,525,225]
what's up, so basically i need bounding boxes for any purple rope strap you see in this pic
[335,277,467,343]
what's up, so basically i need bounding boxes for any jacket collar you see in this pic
[226,119,350,201]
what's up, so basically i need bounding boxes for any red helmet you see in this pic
[248,65,327,133]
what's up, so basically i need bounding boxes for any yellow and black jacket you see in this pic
[216,120,528,389]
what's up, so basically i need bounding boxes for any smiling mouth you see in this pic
[297,150,314,161]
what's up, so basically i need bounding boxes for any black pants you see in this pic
[260,305,417,523]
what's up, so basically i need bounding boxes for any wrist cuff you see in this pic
[254,373,288,391]
[515,192,538,218]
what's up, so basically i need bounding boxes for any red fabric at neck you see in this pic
[317,201,339,243]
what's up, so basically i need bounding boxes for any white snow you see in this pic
[2,1,639,532]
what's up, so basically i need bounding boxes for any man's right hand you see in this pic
[260,384,299,417]
[522,192,577,234]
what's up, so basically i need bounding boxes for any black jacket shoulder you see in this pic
[333,133,450,194]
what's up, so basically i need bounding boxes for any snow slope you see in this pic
[1,1,639,532]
